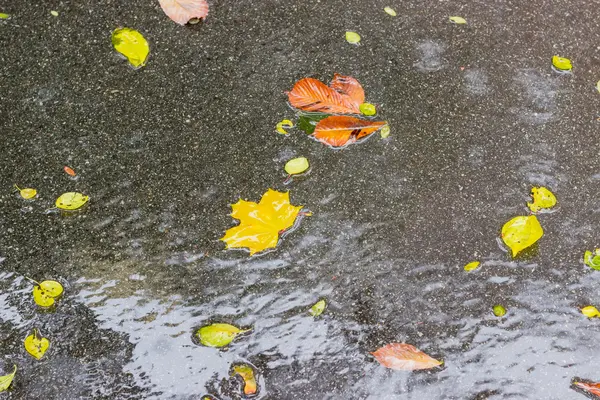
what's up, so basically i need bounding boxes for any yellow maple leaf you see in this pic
[221,189,305,255]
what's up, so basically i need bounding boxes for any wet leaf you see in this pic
[345,31,361,44]
[50,10,59,17]
[584,249,600,270]
[221,189,306,255]
[276,119,294,135]
[55,192,89,210]
[195,323,249,348]
[581,306,600,318]
[30,279,64,308]
[159,0,209,25]
[493,305,507,317]
[287,75,364,114]
[527,186,556,213]
[112,28,150,69]
[449,16,467,24]
[329,74,365,108]
[552,55,572,72]
[14,185,37,200]
[297,113,328,134]
[380,124,391,139]
[309,299,326,317]
[24,329,50,360]
[285,157,309,175]
[464,261,481,272]
[372,343,442,371]
[0,13,10,20]
[597,80,600,94]
[359,103,377,116]
[501,215,543,257]
[232,364,258,396]
[64,166,76,176]
[0,365,16,392]
[384,7,397,17]
[312,115,387,148]
[574,381,600,397]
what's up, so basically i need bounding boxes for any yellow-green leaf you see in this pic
[309,299,326,317]
[345,31,361,45]
[384,7,397,17]
[584,249,600,270]
[552,55,572,72]
[276,119,294,135]
[50,10,59,17]
[30,279,64,308]
[596,80,600,94]
[464,261,481,272]
[195,323,249,348]
[527,186,557,213]
[359,103,377,116]
[449,16,467,24]
[0,13,10,20]
[112,28,150,69]
[284,157,309,175]
[581,306,600,318]
[24,329,50,360]
[55,192,89,210]
[0,365,16,392]
[231,364,257,395]
[14,185,37,200]
[380,124,390,139]
[501,215,543,257]
[493,305,506,317]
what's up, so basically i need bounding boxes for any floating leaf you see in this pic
[112,28,150,69]
[372,343,442,371]
[581,306,600,318]
[276,119,294,135]
[584,249,600,270]
[384,7,397,16]
[0,13,10,20]
[297,113,328,135]
[195,323,249,348]
[345,31,361,44]
[158,0,209,25]
[574,381,600,397]
[14,185,37,200]
[464,261,481,272]
[359,103,377,116]
[64,166,76,176]
[309,299,326,317]
[449,16,467,24]
[232,364,258,396]
[222,190,306,255]
[29,279,64,308]
[285,157,309,175]
[0,365,16,392]
[380,124,391,139]
[552,55,572,72]
[493,305,507,317]
[501,215,543,257]
[527,186,556,213]
[287,75,363,114]
[24,329,50,360]
[312,115,387,148]
[55,192,89,210]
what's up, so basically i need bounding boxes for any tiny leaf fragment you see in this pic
[276,119,294,135]
[384,7,397,17]
[372,343,442,371]
[232,364,258,396]
[195,323,249,348]
[0,13,11,20]
[0,365,16,392]
[449,16,467,24]
[552,55,572,72]
[345,31,361,45]
[285,157,309,175]
[359,102,377,116]
[309,299,326,317]
[50,10,59,17]
[581,306,600,318]
[493,305,506,317]
[584,249,600,270]
[380,124,391,139]
[574,381,600,397]
[112,28,150,69]
[464,261,481,272]
[158,0,209,25]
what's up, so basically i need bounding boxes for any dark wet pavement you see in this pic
[1,0,600,398]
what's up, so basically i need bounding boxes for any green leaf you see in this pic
[345,31,361,44]
[297,113,328,135]
[584,250,600,270]
[359,103,377,116]
[0,365,16,392]
[493,305,506,317]
[195,323,249,348]
[309,299,326,317]
[0,13,10,20]
[384,7,397,17]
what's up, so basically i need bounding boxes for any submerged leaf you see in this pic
[493,305,507,317]
[285,157,309,175]
[501,215,543,257]
[24,329,50,360]
[287,76,363,114]
[276,119,294,135]
[380,124,391,139]
[312,115,387,148]
[14,185,37,200]
[584,249,600,270]
[463,261,481,272]
[359,103,377,116]
[384,7,397,16]
[297,113,328,134]
[195,323,249,348]
[574,381,600,397]
[159,0,209,25]
[221,189,306,255]
[552,55,572,72]
[581,306,600,318]
[0,365,16,392]
[527,186,556,213]
[449,16,467,24]
[372,343,442,371]
[56,192,89,210]
[309,299,326,317]
[112,28,150,68]
[232,364,258,396]
[345,31,361,44]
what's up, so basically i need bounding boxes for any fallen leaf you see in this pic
[372,343,442,371]
[312,115,387,148]
[597,80,600,94]
[0,365,16,392]
[581,306,600,318]
[501,215,543,257]
[584,249,600,270]
[380,124,391,139]
[527,186,556,213]
[56,192,89,210]
[359,103,377,116]
[345,31,361,44]
[449,16,467,24]
[195,323,249,348]
[14,185,37,200]
[112,28,150,69]
[0,13,10,20]
[309,299,326,317]
[64,166,76,176]
[330,74,365,109]
[285,157,309,175]
[231,364,258,396]
[287,76,363,114]
[28,278,64,308]
[493,305,507,317]
[276,119,294,135]
[221,189,306,255]
[552,55,572,72]
[297,113,328,134]
[384,7,397,16]
[158,0,209,25]
[50,10,59,16]
[574,381,600,397]
[464,261,481,272]
[24,329,50,360]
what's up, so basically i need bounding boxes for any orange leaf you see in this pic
[329,74,365,109]
[372,343,442,371]
[287,77,361,114]
[158,0,209,25]
[312,116,386,148]
[575,381,600,397]
[64,166,76,176]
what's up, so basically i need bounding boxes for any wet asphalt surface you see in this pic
[1,0,600,399]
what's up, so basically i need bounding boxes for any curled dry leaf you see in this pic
[0,365,16,392]
[313,115,387,148]
[501,215,543,257]
[195,323,250,348]
[372,343,442,371]
[24,329,50,360]
[574,381,600,397]
[276,119,294,135]
[159,0,209,25]
[287,74,364,114]
[112,28,150,69]
[232,364,258,396]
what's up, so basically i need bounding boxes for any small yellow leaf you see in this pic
[24,329,50,360]
[231,364,258,395]
[380,124,390,139]
[493,305,506,317]
[501,215,544,257]
[50,10,59,17]
[0,365,16,392]
[359,103,377,116]
[309,299,326,317]
[0,13,10,20]
[596,80,600,94]
[30,279,64,308]
[14,185,37,199]
[527,186,557,213]
[581,306,600,318]
[285,157,309,175]
[345,31,361,45]
[55,192,89,210]
[195,323,249,348]
[449,16,467,24]
[276,119,294,135]
[464,261,481,272]
[384,7,397,17]
[584,249,600,270]
[552,55,572,72]
[112,28,150,69]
